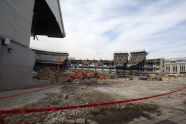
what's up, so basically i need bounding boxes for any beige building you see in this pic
[164,57,186,75]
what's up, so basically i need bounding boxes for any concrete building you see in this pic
[33,49,69,72]
[113,51,148,77]
[70,59,113,70]
[145,58,165,76]
[164,57,186,75]
[114,52,129,67]
[128,51,148,70]
[0,0,65,90]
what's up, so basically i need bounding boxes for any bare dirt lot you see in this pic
[5,78,186,124]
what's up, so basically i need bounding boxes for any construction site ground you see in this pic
[1,78,186,124]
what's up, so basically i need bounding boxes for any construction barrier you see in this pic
[0,87,185,115]
[0,85,60,101]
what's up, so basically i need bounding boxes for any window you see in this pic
[166,66,170,72]
[180,66,183,72]
[173,66,177,72]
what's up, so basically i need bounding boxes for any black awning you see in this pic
[31,0,65,38]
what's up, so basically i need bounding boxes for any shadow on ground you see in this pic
[89,103,161,124]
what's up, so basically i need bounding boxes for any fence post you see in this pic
[50,72,54,84]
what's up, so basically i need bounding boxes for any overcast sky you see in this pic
[30,0,186,60]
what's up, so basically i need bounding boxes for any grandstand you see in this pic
[32,49,69,72]
[114,52,128,77]
[114,52,129,67]
[128,50,148,70]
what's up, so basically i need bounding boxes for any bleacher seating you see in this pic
[128,52,147,67]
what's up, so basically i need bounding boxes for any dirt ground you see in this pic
[5,78,186,124]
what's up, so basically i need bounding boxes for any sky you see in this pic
[30,0,186,60]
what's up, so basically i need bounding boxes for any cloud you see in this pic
[30,0,186,60]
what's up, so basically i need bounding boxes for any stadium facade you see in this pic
[0,0,65,90]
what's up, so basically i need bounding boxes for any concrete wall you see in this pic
[0,0,35,47]
[0,40,35,90]
[34,51,68,63]
[159,58,165,76]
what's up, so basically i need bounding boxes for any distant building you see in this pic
[70,59,113,68]
[145,58,165,76]
[128,51,148,70]
[114,50,148,69]
[113,50,148,77]
[114,52,129,67]
[33,49,69,72]
[164,57,186,75]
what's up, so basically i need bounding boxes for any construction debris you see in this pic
[5,78,186,123]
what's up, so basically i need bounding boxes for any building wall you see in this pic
[0,0,66,90]
[145,58,165,76]
[33,49,69,72]
[164,58,186,75]
[0,0,35,47]
[159,58,165,76]
[34,51,68,63]
[165,63,186,74]
[0,41,35,90]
